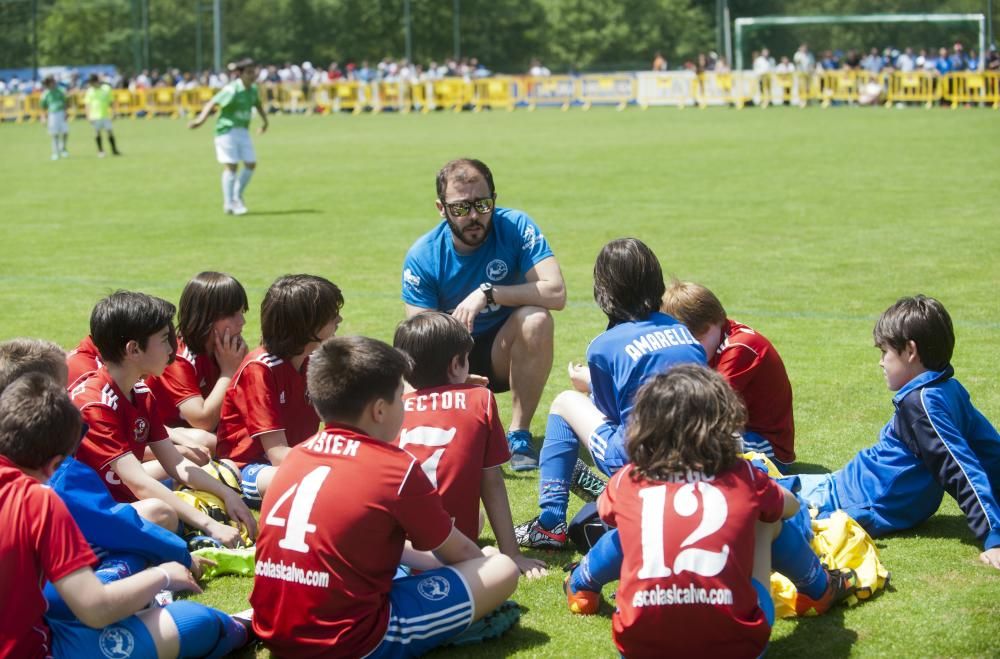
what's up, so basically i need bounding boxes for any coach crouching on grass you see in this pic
[401,158,566,471]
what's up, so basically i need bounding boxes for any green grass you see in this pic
[2,105,999,657]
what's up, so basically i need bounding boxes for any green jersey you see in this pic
[211,79,258,136]
[40,87,67,113]
[84,83,114,120]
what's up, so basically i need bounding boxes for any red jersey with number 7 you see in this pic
[250,423,454,658]
[599,461,785,659]
[394,384,510,540]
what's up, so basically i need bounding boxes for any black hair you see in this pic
[393,312,473,390]
[89,291,176,365]
[436,158,496,200]
[593,238,665,325]
[308,336,412,422]
[873,294,954,371]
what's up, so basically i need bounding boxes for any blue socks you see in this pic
[570,529,623,593]
[771,520,828,599]
[538,414,579,530]
[166,600,247,659]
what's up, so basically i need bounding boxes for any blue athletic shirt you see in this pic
[829,366,1000,550]
[401,207,553,336]
[588,312,708,428]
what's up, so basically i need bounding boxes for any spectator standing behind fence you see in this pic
[401,158,567,472]
[188,58,268,216]
[652,52,667,71]
[793,43,814,72]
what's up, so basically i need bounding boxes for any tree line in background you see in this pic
[0,0,993,74]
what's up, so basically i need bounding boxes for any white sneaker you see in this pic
[98,151,106,158]
[231,200,249,216]
[51,154,59,161]
[223,204,233,215]
[60,150,69,158]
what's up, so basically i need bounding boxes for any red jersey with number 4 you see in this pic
[66,335,103,387]
[70,367,169,502]
[216,347,319,467]
[394,384,510,540]
[250,424,454,658]
[0,456,97,659]
[712,320,795,463]
[147,340,221,428]
[600,461,785,659]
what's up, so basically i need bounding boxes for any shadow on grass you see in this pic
[770,606,858,658]
[783,461,834,475]
[893,513,980,548]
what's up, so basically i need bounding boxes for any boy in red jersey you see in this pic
[393,312,547,579]
[70,291,256,547]
[662,280,796,470]
[149,272,249,434]
[216,274,343,506]
[250,336,519,657]
[0,372,244,659]
[601,365,797,658]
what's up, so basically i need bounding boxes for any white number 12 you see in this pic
[637,481,730,579]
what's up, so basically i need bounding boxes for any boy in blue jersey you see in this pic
[793,295,1000,569]
[401,158,567,471]
[514,238,707,549]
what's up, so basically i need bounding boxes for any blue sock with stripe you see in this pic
[771,521,828,599]
[570,528,623,593]
[538,413,578,530]
[166,600,247,659]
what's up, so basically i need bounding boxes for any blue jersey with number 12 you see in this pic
[401,207,553,336]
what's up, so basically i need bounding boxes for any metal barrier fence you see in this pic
[3,71,998,122]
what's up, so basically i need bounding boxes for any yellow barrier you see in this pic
[329,81,364,113]
[146,88,178,118]
[112,89,139,117]
[942,71,1000,109]
[693,72,758,108]
[0,94,25,122]
[67,90,87,120]
[524,75,576,110]
[577,74,635,111]
[374,81,408,113]
[429,78,471,112]
[23,92,43,122]
[885,72,940,108]
[769,72,811,107]
[473,77,515,112]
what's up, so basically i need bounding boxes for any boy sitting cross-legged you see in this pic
[393,312,547,579]
[251,336,520,657]
[70,291,257,547]
[0,373,249,659]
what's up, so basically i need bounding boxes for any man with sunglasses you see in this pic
[401,158,567,471]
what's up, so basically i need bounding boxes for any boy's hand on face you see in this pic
[979,547,1000,569]
[214,327,248,376]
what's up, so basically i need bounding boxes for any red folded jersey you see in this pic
[66,335,103,388]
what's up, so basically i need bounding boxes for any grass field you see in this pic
[1,105,999,657]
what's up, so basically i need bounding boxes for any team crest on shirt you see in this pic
[417,575,451,601]
[486,259,509,281]
[132,417,149,443]
[99,625,136,658]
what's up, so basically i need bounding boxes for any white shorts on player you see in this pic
[48,110,68,135]
[214,127,256,165]
[90,118,113,132]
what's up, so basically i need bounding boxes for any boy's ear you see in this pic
[903,340,921,363]
[369,396,386,424]
[446,353,465,380]
[124,339,141,358]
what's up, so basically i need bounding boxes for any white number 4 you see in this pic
[264,466,330,553]
[637,481,731,579]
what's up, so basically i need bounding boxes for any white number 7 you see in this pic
[264,466,330,553]
[398,426,457,488]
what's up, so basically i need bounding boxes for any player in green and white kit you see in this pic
[84,74,119,157]
[40,76,69,160]
[189,58,269,216]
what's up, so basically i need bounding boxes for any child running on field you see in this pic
[599,365,797,658]
[662,280,796,469]
[393,311,547,579]
[250,336,520,656]
[215,274,343,506]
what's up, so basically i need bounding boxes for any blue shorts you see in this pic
[741,431,793,474]
[45,553,148,621]
[365,567,474,658]
[240,462,270,507]
[49,614,157,659]
[752,577,775,626]
[587,422,629,477]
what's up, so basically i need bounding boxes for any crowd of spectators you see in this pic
[748,42,1000,75]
